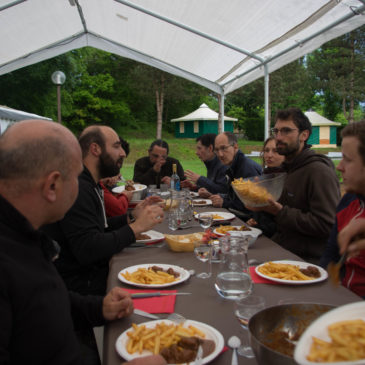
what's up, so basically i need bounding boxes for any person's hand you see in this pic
[338,218,365,258]
[184,170,200,183]
[210,194,223,208]
[122,355,167,365]
[198,188,212,198]
[180,180,197,190]
[246,218,258,227]
[102,287,133,321]
[133,196,164,218]
[130,205,164,236]
[161,176,171,185]
[152,159,165,173]
[246,199,282,216]
[121,190,134,202]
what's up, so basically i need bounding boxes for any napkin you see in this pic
[249,266,279,284]
[123,288,176,313]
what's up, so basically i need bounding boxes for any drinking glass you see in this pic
[168,210,180,231]
[197,213,213,231]
[234,295,265,358]
[193,241,212,279]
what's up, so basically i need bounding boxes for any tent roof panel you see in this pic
[0,0,364,95]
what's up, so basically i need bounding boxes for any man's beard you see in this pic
[99,150,122,178]
[276,138,300,158]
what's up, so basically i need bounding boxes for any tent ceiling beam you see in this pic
[74,0,88,33]
[221,1,365,89]
[0,0,26,12]
[114,0,265,66]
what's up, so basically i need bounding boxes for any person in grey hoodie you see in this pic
[249,108,340,264]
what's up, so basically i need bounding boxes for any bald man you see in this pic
[0,120,167,364]
[43,125,164,297]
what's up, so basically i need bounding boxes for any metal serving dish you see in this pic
[248,303,335,365]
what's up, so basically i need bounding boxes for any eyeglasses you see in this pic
[271,127,299,136]
[214,144,234,153]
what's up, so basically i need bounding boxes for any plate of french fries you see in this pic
[118,263,190,288]
[193,211,235,222]
[115,319,225,364]
[255,260,328,285]
[294,301,365,364]
[213,224,262,237]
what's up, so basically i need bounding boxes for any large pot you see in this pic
[248,303,335,365]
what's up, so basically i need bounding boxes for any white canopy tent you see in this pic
[1,0,364,137]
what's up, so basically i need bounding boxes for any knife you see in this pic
[133,309,160,320]
[131,292,191,299]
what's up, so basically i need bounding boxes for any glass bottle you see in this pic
[170,163,181,191]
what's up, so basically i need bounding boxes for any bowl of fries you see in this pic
[294,301,365,365]
[248,303,335,365]
[231,173,286,207]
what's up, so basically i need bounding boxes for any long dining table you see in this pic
[103,206,361,365]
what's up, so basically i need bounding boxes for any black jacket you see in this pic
[133,155,185,187]
[0,195,104,365]
[222,150,262,211]
[42,167,136,295]
[196,155,228,194]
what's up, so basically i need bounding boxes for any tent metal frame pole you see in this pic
[221,2,365,88]
[220,93,225,133]
[264,64,269,140]
[0,0,26,12]
[113,0,265,63]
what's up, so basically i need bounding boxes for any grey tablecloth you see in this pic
[103,208,360,365]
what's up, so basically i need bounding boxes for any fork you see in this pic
[167,312,186,324]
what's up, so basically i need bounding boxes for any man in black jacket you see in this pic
[183,133,228,194]
[133,139,185,187]
[0,120,165,365]
[43,126,164,296]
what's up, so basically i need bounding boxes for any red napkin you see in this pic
[249,266,279,284]
[123,288,176,313]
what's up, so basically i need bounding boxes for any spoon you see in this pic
[228,336,241,365]
[188,269,196,276]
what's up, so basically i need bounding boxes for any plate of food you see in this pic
[134,230,165,244]
[190,191,200,198]
[112,183,147,202]
[115,319,225,364]
[294,301,365,365]
[194,211,235,222]
[118,263,190,288]
[255,260,328,285]
[192,199,212,207]
[213,224,262,237]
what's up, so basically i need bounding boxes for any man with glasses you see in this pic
[250,108,340,264]
[133,139,185,188]
[208,132,262,211]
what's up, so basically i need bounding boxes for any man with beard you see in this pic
[249,108,340,264]
[42,126,164,296]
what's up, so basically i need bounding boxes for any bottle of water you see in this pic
[170,163,181,191]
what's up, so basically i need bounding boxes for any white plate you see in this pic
[194,211,235,221]
[255,260,328,285]
[192,199,212,207]
[115,319,225,364]
[294,301,365,365]
[112,183,146,194]
[213,225,262,237]
[190,192,200,198]
[118,263,190,288]
[135,230,165,244]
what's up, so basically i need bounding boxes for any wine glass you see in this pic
[193,241,212,279]
[234,295,265,358]
[197,213,213,231]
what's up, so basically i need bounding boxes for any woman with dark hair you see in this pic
[246,136,284,236]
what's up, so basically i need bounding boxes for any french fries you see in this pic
[307,319,365,362]
[122,268,178,285]
[258,262,313,281]
[126,322,206,355]
[215,225,251,234]
[212,214,224,220]
[232,178,272,205]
